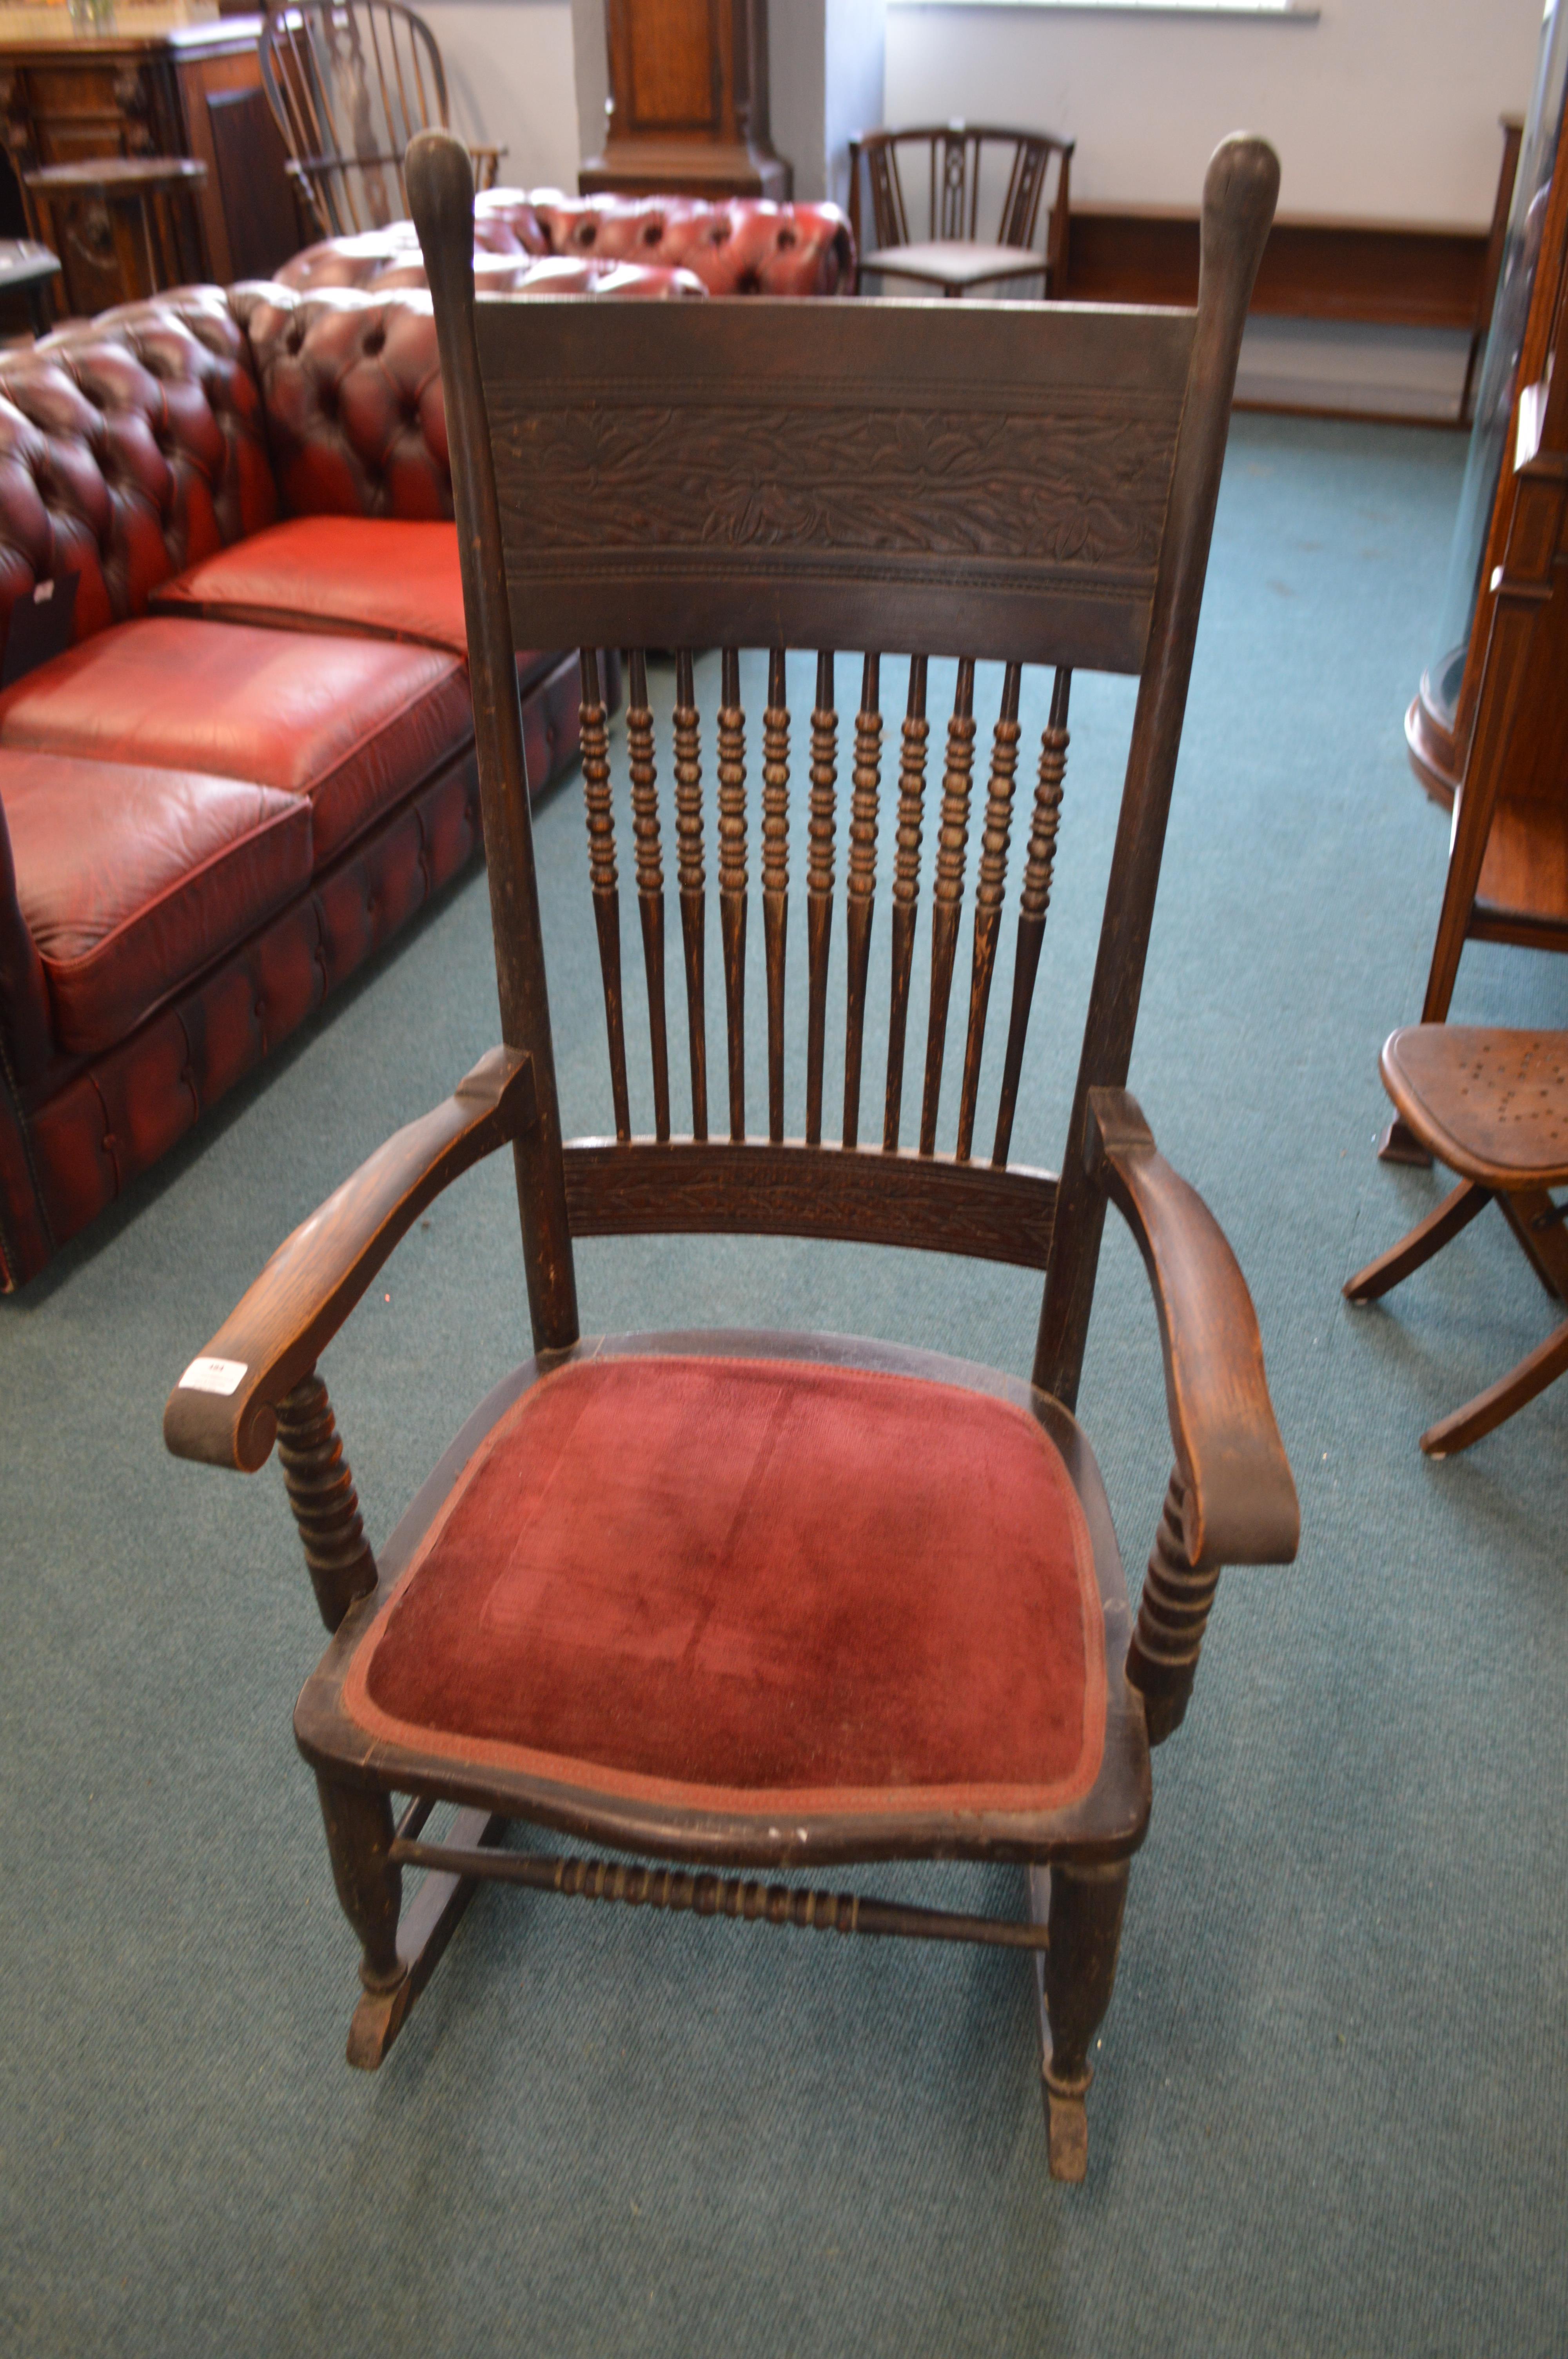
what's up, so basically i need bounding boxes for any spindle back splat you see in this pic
[411,129,1278,1396]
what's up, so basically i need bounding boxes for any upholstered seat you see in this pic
[342,1348,1106,1819]
[149,519,565,694]
[152,519,472,656]
[4,747,313,1054]
[0,616,472,865]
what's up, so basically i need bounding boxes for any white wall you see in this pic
[771,1,888,205]
[885,0,1543,226]
[418,0,579,194]
[417,2,1542,226]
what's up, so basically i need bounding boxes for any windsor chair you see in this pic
[259,1,503,238]
[164,129,1297,2184]
[848,122,1074,298]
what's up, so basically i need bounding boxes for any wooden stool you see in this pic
[23,157,208,308]
[1345,1027,1568,1455]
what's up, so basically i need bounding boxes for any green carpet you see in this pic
[4,413,1566,2356]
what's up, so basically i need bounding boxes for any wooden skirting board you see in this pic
[1065,206,1486,331]
[1063,205,1490,426]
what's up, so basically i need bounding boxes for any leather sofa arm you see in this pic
[0,786,51,1087]
[1085,1087,1298,1572]
[164,1045,535,1475]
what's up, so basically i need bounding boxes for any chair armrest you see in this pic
[1085,1087,1298,1572]
[164,1046,535,1475]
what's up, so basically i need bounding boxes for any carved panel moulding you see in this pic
[491,393,1182,573]
[478,300,1194,668]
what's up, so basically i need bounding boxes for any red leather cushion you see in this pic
[2,746,313,1054]
[151,518,471,654]
[0,616,471,866]
[348,1353,1107,1817]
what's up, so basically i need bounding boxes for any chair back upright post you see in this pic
[1035,137,1279,1408]
[408,127,1276,1397]
[262,0,451,237]
[406,133,579,1355]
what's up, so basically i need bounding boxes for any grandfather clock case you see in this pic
[581,0,789,200]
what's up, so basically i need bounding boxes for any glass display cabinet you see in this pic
[1406,0,1568,807]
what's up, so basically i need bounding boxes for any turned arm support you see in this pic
[163,1047,536,1476]
[1085,1088,1298,1741]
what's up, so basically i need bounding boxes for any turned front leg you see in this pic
[317,1776,404,1997]
[1042,1859,1130,2183]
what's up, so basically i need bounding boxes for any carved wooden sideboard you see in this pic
[0,7,299,313]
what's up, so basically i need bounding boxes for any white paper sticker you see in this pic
[179,1356,247,1397]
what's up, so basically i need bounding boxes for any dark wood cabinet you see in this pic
[580,0,789,200]
[1388,35,1568,1112]
[0,12,300,313]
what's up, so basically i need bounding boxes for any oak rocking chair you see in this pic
[165,129,1297,2183]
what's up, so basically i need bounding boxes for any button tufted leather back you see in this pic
[232,282,452,522]
[0,289,275,653]
[277,186,855,300]
[525,191,855,295]
[276,233,704,301]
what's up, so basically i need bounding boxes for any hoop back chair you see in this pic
[260,1,503,238]
[165,130,1296,2184]
[848,122,1074,298]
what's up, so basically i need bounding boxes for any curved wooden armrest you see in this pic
[164,1047,536,1476]
[1085,1087,1299,1572]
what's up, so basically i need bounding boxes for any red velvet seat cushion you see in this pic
[0,616,472,866]
[347,1354,1107,1817]
[2,746,313,1054]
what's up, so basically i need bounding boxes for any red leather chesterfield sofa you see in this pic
[0,190,853,1290]
[274,186,856,299]
[0,278,596,1292]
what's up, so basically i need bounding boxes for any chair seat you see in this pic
[1382,1025,1568,1187]
[861,239,1046,292]
[339,1347,1110,1822]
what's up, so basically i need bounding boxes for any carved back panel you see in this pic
[408,131,1278,1408]
[484,296,1193,676]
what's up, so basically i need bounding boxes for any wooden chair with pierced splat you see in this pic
[849,122,1074,300]
[1347,1027,1568,1456]
[162,130,1297,2185]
